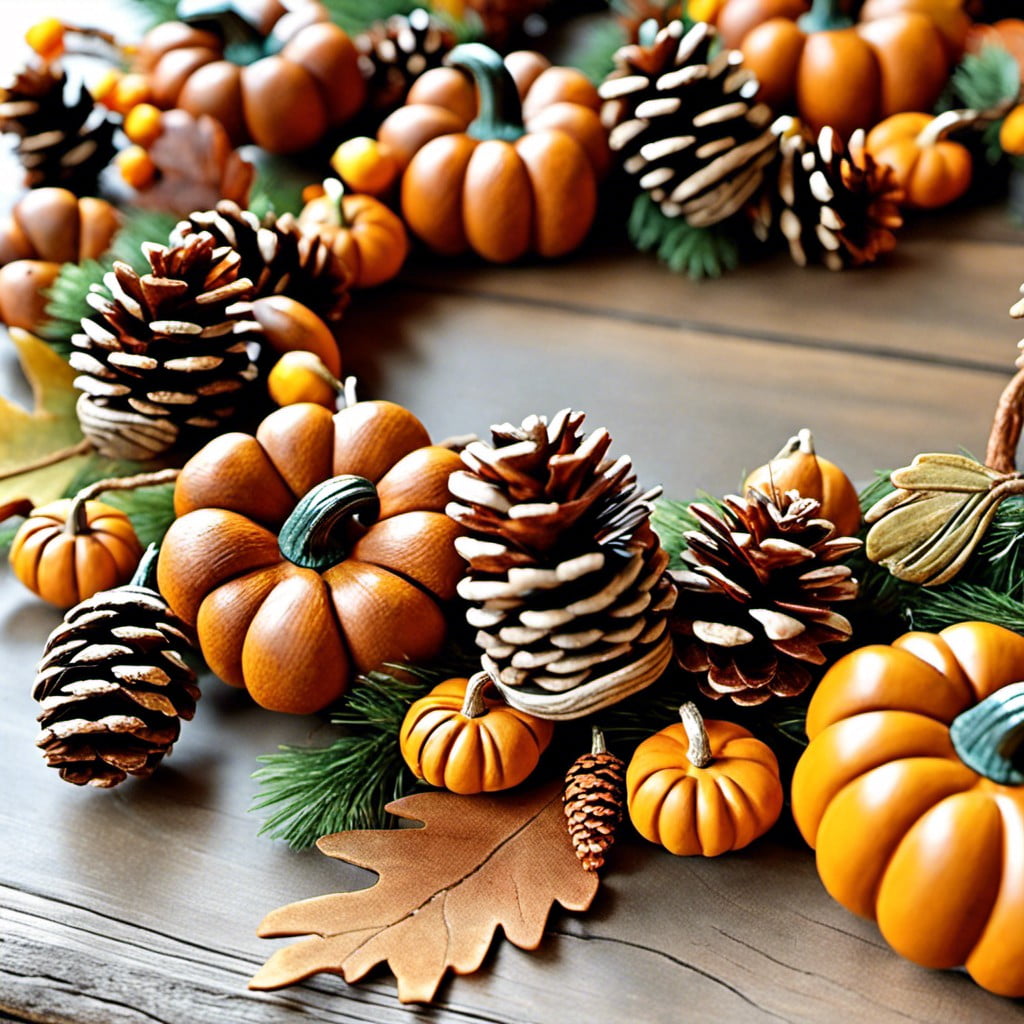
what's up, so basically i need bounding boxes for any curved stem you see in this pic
[130,543,160,589]
[679,702,711,769]
[64,467,181,538]
[321,178,349,230]
[0,438,93,483]
[447,43,525,143]
[798,0,853,33]
[591,725,607,756]
[950,681,1024,785]
[916,108,978,147]
[461,671,491,719]
[986,367,1024,473]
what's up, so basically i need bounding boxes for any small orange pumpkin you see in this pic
[267,351,340,408]
[297,180,409,288]
[792,621,1024,998]
[10,497,143,607]
[399,672,555,794]
[156,398,466,714]
[626,703,783,856]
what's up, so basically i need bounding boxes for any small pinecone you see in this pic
[448,409,677,720]
[172,200,350,323]
[563,731,626,872]
[750,119,903,270]
[34,569,200,787]
[671,489,861,706]
[357,8,456,111]
[598,21,777,228]
[71,232,259,460]
[0,65,116,192]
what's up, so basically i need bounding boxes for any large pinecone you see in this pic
[34,560,200,787]
[171,201,350,323]
[599,21,776,227]
[671,489,861,706]
[448,409,677,720]
[563,729,626,872]
[750,119,903,270]
[0,65,116,192]
[357,8,456,111]
[71,232,259,460]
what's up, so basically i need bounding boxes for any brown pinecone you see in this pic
[0,64,116,192]
[356,8,456,111]
[172,200,350,323]
[563,728,625,871]
[448,409,677,720]
[750,119,903,270]
[34,549,200,787]
[671,489,861,706]
[70,231,259,460]
[598,21,777,227]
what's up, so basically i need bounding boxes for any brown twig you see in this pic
[0,438,93,483]
[65,467,180,535]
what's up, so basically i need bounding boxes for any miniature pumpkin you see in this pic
[133,0,365,154]
[156,398,466,714]
[742,428,861,537]
[400,672,555,794]
[250,295,343,376]
[1000,104,1024,157]
[267,350,340,408]
[330,136,400,196]
[791,621,1024,998]
[297,180,409,288]
[386,43,600,263]
[626,703,784,856]
[0,188,119,331]
[10,497,143,607]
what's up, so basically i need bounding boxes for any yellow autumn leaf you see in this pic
[0,328,90,507]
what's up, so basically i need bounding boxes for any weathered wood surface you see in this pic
[2,2,1024,1021]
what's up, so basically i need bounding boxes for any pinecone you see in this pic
[671,489,861,706]
[357,8,456,111]
[33,552,200,788]
[750,119,903,270]
[171,201,350,323]
[0,64,116,192]
[598,21,777,228]
[563,728,626,872]
[448,409,677,720]
[70,231,259,460]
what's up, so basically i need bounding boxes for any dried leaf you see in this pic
[0,328,89,507]
[251,781,600,1003]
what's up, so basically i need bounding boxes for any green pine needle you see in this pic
[317,0,416,35]
[102,483,178,549]
[123,0,180,30]
[565,19,627,84]
[628,194,740,279]
[908,582,1024,635]
[942,45,1021,113]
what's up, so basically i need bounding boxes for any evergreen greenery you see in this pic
[629,194,742,279]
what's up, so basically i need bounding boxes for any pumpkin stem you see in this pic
[798,0,853,33]
[986,365,1024,474]
[447,43,525,143]
[278,474,380,570]
[679,702,712,768]
[916,109,977,147]
[950,681,1024,785]
[321,178,350,229]
[64,466,182,537]
[339,375,360,410]
[177,0,281,61]
[591,725,607,756]
[461,671,492,718]
[130,543,161,589]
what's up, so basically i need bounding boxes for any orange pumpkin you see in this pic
[626,703,783,856]
[399,672,555,794]
[0,189,119,332]
[791,621,1024,997]
[10,497,143,607]
[133,0,364,154]
[156,398,466,714]
[250,296,343,377]
[297,180,409,288]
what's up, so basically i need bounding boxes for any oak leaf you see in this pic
[250,781,600,1003]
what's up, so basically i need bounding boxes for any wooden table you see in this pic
[3,4,1024,1021]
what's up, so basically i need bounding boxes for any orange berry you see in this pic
[92,69,122,109]
[25,18,65,60]
[1001,105,1024,157]
[267,350,341,408]
[112,73,152,116]
[116,146,157,190]
[123,103,163,147]
[330,136,399,196]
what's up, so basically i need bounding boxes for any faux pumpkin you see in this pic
[297,179,409,288]
[267,350,340,408]
[382,43,602,263]
[156,398,466,714]
[791,621,1024,997]
[0,188,119,331]
[132,0,364,154]
[729,0,951,139]
[626,703,784,856]
[250,295,343,376]
[865,110,973,209]
[10,497,143,607]
[399,672,555,794]
[742,428,861,536]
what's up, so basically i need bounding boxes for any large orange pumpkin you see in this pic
[792,621,1024,997]
[157,399,465,714]
[133,0,364,154]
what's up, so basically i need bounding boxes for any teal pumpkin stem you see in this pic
[447,43,526,144]
[177,0,283,62]
[278,475,381,571]
[950,682,1024,786]
[798,0,853,33]
[131,543,161,590]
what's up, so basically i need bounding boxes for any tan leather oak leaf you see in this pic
[250,781,600,1003]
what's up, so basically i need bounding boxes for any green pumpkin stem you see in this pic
[278,475,380,571]
[950,682,1024,786]
[679,702,712,769]
[798,0,853,33]
[447,43,526,144]
[321,178,350,230]
[131,543,161,590]
[462,671,492,719]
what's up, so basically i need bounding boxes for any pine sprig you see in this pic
[318,0,417,35]
[628,193,741,279]
[102,483,177,549]
[942,45,1021,113]
[908,581,1024,634]
[565,19,627,84]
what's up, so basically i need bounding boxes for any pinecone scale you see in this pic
[563,731,626,872]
